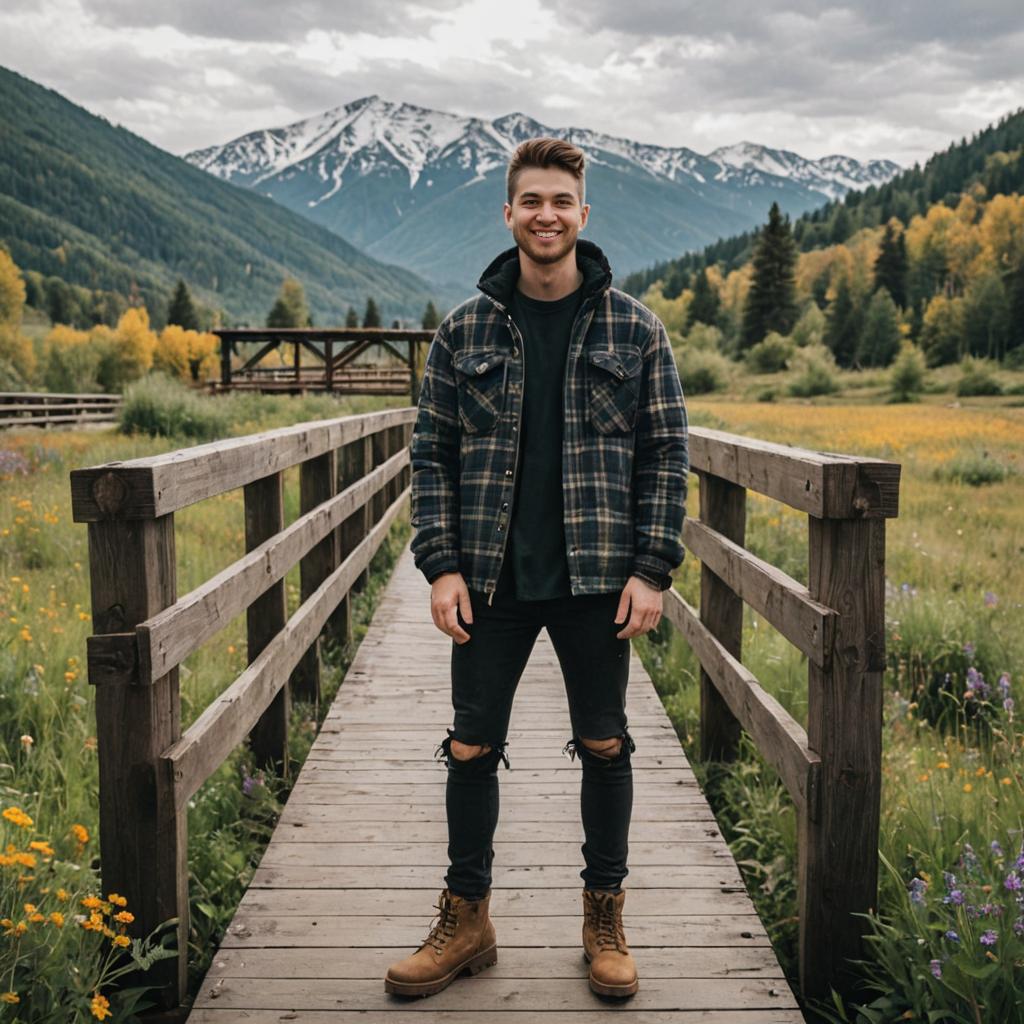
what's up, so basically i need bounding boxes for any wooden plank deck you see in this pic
[186,543,805,1022]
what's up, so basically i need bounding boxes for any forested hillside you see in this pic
[623,106,1024,370]
[0,66,443,327]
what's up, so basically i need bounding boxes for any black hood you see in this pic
[476,237,613,310]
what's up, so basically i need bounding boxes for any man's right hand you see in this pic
[430,572,473,644]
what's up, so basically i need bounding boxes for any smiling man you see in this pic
[387,137,689,1001]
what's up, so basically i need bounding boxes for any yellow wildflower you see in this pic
[56,888,69,901]
[49,912,64,927]
[2,807,32,829]
[90,993,112,1020]
[1002,777,1013,785]
[80,896,104,911]
[106,893,127,908]
[23,903,36,914]
[28,913,45,923]
[12,853,35,868]
[963,783,973,793]
[114,910,133,924]
[70,824,89,845]
[937,761,950,769]
[29,841,54,856]
[112,933,131,948]
[0,993,19,1004]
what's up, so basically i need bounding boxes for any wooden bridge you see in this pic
[0,390,121,430]
[209,328,432,401]
[69,407,900,1022]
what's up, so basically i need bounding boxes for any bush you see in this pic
[119,373,229,441]
[675,347,732,394]
[888,342,927,402]
[956,356,1003,396]
[933,449,1012,487]
[785,344,839,397]
[744,332,794,374]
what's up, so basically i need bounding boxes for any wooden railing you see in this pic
[69,407,415,1017]
[0,390,122,429]
[665,426,900,1002]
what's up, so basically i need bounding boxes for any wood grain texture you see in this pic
[185,545,804,1022]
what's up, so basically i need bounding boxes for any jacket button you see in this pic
[505,468,513,476]
[476,362,488,374]
[501,502,508,511]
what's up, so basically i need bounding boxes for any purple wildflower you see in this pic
[929,959,942,978]
[963,641,976,661]
[980,930,998,946]
[909,878,928,905]
[943,889,965,906]
[944,929,960,942]
[242,773,255,796]
[1014,918,1024,937]
[984,591,998,608]
[1005,697,1015,713]
[967,667,989,699]
[998,673,1011,698]
[961,843,979,871]
[943,871,957,890]
[992,840,1004,858]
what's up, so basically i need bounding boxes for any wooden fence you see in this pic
[0,391,121,430]
[69,407,415,1016]
[663,426,900,1001]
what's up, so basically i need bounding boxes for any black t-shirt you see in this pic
[496,282,585,601]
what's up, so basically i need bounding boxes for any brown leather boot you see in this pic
[582,888,639,997]
[384,888,497,997]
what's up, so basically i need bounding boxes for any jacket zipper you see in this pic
[482,294,525,607]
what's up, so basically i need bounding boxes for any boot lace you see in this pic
[587,891,627,954]
[421,890,459,954]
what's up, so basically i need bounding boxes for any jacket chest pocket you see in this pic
[453,349,509,434]
[586,345,643,434]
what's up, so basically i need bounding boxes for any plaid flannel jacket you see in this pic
[410,237,688,602]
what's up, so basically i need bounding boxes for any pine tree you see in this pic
[363,297,381,328]
[740,202,798,350]
[686,268,720,329]
[422,301,440,330]
[856,289,902,367]
[345,306,359,328]
[1005,262,1024,360]
[266,277,310,328]
[167,279,200,331]
[824,275,862,368]
[662,264,688,301]
[872,222,909,308]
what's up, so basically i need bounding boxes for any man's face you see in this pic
[504,166,590,267]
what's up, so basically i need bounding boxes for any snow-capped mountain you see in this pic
[187,96,900,291]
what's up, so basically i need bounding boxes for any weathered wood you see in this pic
[799,514,885,1002]
[163,489,409,805]
[293,450,338,708]
[683,515,836,669]
[244,471,289,778]
[689,426,900,518]
[697,472,744,762]
[136,449,407,685]
[86,515,186,1010]
[662,589,819,821]
[70,407,415,521]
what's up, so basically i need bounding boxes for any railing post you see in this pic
[799,515,885,1000]
[409,339,420,406]
[219,335,231,390]
[293,451,339,711]
[697,471,745,761]
[86,514,188,1012]
[243,471,290,778]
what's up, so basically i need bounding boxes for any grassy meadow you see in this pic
[0,374,1022,1020]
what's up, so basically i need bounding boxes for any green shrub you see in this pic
[744,332,794,374]
[756,386,777,402]
[675,347,732,394]
[956,356,1003,396]
[933,448,1012,487]
[785,344,839,397]
[888,341,927,402]
[119,373,229,441]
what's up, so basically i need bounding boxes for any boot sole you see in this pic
[384,944,498,998]
[583,950,639,998]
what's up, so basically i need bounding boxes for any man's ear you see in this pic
[580,203,590,231]
[503,202,512,229]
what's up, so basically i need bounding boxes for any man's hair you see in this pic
[506,137,586,205]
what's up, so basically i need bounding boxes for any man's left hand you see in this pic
[614,575,663,639]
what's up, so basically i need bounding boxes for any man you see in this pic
[385,137,688,1000]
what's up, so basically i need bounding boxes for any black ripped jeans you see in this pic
[434,569,636,900]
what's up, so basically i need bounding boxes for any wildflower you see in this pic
[1005,698,1015,713]
[0,993,19,1004]
[113,910,133,923]
[1015,918,1024,937]
[992,840,1004,857]
[49,912,64,927]
[70,824,89,845]
[909,878,928,905]
[998,673,1011,698]
[980,930,998,945]
[984,591,998,608]
[28,840,54,856]
[919,772,929,782]
[55,888,69,901]
[963,783,973,793]
[107,893,127,908]
[1005,873,1022,892]
[23,903,36,913]
[937,761,950,769]
[929,958,942,978]
[944,929,960,942]
[112,933,131,948]
[2,807,33,829]
[81,896,104,911]
[90,993,112,1020]
[28,912,45,923]
[943,871,957,890]
[963,641,976,660]
[1002,777,1013,785]
[943,890,965,906]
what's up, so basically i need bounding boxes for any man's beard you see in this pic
[511,221,577,265]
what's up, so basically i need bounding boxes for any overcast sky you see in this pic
[2,0,1022,168]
